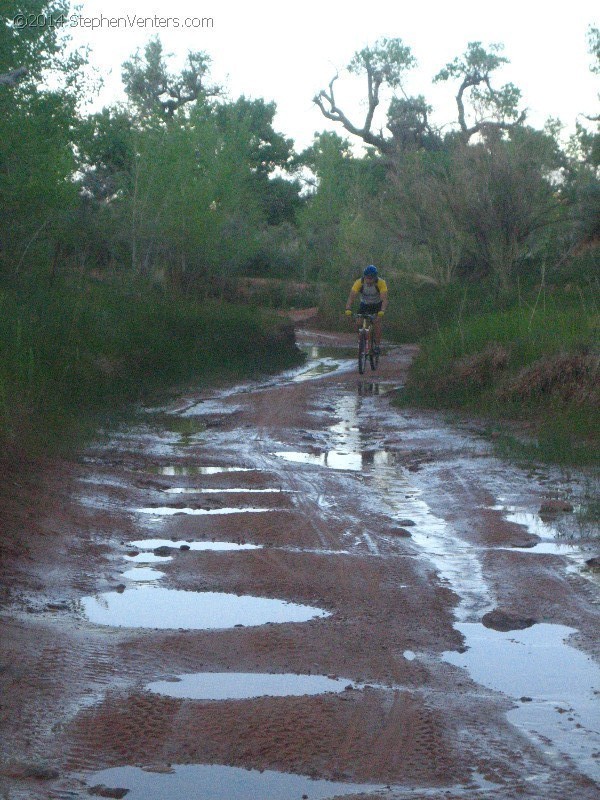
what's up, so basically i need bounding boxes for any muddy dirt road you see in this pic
[1,331,599,800]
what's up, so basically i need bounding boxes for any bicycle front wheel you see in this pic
[358,331,367,374]
[369,350,379,370]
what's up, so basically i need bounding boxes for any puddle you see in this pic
[292,358,341,382]
[131,539,262,552]
[146,672,358,700]
[357,382,403,396]
[122,567,166,581]
[181,400,243,416]
[80,587,329,629]
[504,509,561,539]
[506,542,584,556]
[124,552,173,564]
[274,450,393,471]
[164,487,283,494]
[445,623,600,782]
[151,466,256,476]
[88,764,384,800]
[371,472,490,621]
[300,345,356,361]
[137,506,278,516]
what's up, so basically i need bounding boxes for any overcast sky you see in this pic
[69,0,599,149]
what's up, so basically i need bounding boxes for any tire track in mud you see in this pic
[1,334,599,800]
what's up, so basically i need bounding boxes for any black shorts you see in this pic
[359,301,382,314]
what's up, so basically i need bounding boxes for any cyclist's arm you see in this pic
[380,290,388,313]
[345,290,358,311]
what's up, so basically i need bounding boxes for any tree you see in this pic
[380,127,563,287]
[434,42,526,143]
[0,1,86,275]
[122,37,220,121]
[314,38,422,155]
[215,97,300,226]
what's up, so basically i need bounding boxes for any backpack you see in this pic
[360,277,380,293]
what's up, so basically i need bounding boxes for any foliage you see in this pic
[0,1,86,274]
[121,37,220,121]
[398,296,599,464]
[0,274,300,452]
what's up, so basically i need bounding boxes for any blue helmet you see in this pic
[363,265,378,278]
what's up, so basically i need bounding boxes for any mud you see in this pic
[0,330,599,799]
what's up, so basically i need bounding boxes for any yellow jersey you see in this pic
[351,277,388,305]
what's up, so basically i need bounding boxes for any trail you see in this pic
[0,330,598,800]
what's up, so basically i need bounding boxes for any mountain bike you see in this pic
[356,313,379,374]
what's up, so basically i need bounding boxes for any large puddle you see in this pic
[81,587,330,629]
[152,466,256,476]
[130,539,262,552]
[137,506,278,516]
[88,764,384,800]
[274,449,394,472]
[122,567,166,582]
[445,623,600,783]
[146,672,358,700]
[164,487,283,494]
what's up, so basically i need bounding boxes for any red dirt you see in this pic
[0,330,598,799]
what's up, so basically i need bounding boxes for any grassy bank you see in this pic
[397,299,599,465]
[0,275,301,454]
[311,278,507,341]
[309,273,598,465]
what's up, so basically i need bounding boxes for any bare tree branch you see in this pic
[313,72,394,154]
[455,74,526,141]
[0,67,28,86]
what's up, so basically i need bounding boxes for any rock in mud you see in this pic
[540,499,574,514]
[88,786,129,798]
[396,519,416,527]
[153,546,173,556]
[585,556,600,570]
[46,601,69,611]
[4,762,60,780]
[482,609,537,632]
[391,527,412,538]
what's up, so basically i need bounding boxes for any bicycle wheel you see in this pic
[369,349,379,370]
[358,331,367,374]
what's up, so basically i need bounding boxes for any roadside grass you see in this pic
[0,274,301,454]
[258,271,598,467]
[397,299,599,466]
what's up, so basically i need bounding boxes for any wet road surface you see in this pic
[0,331,599,799]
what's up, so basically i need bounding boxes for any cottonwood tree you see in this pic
[122,37,220,121]
[313,38,433,155]
[434,41,526,142]
[0,1,86,275]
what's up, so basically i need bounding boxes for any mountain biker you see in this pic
[345,265,388,353]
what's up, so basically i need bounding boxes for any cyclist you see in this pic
[345,265,388,353]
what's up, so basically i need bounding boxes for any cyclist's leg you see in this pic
[374,316,382,347]
[367,302,383,349]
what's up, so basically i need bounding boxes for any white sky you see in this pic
[69,0,599,149]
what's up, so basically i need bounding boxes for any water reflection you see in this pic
[81,587,330,630]
[88,764,384,800]
[130,539,262,552]
[445,623,600,783]
[146,672,358,700]
[274,450,394,472]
